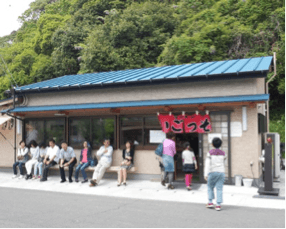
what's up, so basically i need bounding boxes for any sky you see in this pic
[0,0,36,37]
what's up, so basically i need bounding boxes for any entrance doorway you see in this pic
[175,133,200,183]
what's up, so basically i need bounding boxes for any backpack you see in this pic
[155,143,163,157]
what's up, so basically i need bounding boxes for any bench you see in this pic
[49,165,137,173]
[86,166,137,173]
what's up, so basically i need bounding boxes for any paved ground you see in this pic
[0,170,284,210]
[0,187,284,228]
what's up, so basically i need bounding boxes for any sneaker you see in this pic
[12,174,17,179]
[81,179,88,183]
[69,179,73,183]
[215,205,221,211]
[75,179,79,183]
[32,176,36,180]
[206,203,214,208]
[187,186,192,191]
[38,176,41,179]
[18,175,24,179]
[60,180,66,183]
[25,174,29,180]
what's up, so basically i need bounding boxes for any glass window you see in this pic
[25,119,65,146]
[45,120,65,146]
[144,116,161,145]
[69,119,91,148]
[121,117,143,146]
[25,120,44,145]
[92,118,115,148]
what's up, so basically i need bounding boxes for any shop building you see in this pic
[0,56,273,183]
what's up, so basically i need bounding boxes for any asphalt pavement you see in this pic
[0,187,284,228]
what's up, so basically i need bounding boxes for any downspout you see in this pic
[12,87,17,163]
[265,52,277,133]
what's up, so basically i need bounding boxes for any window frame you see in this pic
[68,115,116,150]
[24,117,66,146]
[119,114,161,150]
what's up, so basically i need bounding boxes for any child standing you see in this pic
[204,138,227,211]
[182,142,197,191]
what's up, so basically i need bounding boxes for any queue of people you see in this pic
[11,138,135,187]
[12,132,226,211]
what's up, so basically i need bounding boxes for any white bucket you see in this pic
[242,178,253,188]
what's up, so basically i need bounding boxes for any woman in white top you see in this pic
[25,140,40,180]
[182,142,197,191]
[12,140,29,179]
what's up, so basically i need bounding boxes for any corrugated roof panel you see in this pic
[193,61,226,76]
[256,56,273,71]
[137,65,181,81]
[240,57,263,72]
[224,58,251,73]
[152,64,191,80]
[14,56,273,92]
[179,62,217,77]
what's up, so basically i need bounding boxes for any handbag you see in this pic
[90,157,98,167]
[183,163,196,174]
[155,143,163,157]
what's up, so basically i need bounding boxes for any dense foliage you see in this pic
[0,0,284,140]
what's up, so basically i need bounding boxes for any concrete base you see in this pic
[258,187,279,196]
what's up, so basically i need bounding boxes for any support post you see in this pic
[258,143,279,195]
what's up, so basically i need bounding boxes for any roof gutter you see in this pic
[265,52,277,132]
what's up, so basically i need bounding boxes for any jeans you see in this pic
[75,162,90,180]
[164,172,174,184]
[42,160,57,180]
[207,172,225,205]
[13,161,25,175]
[34,162,43,176]
[59,159,77,181]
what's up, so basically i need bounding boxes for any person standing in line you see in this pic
[75,141,93,183]
[89,139,113,187]
[117,140,135,186]
[25,140,40,180]
[182,142,197,191]
[59,141,77,183]
[33,142,47,179]
[161,132,176,189]
[12,140,29,179]
[40,138,61,182]
[204,137,227,211]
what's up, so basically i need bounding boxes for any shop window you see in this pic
[92,118,115,148]
[25,120,45,145]
[121,117,143,146]
[120,116,161,148]
[69,118,91,148]
[25,119,65,146]
[69,117,115,149]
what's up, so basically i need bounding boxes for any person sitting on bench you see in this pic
[59,141,77,183]
[40,138,61,182]
[12,140,29,179]
[117,140,135,186]
[89,139,113,187]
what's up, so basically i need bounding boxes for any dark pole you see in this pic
[258,142,279,195]
[12,87,16,163]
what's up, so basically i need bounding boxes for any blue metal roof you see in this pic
[14,56,273,92]
[2,94,269,113]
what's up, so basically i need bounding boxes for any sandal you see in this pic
[122,181,127,186]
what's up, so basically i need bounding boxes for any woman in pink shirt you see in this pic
[161,132,176,189]
[75,141,93,183]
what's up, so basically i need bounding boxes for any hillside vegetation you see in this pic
[0,0,284,140]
